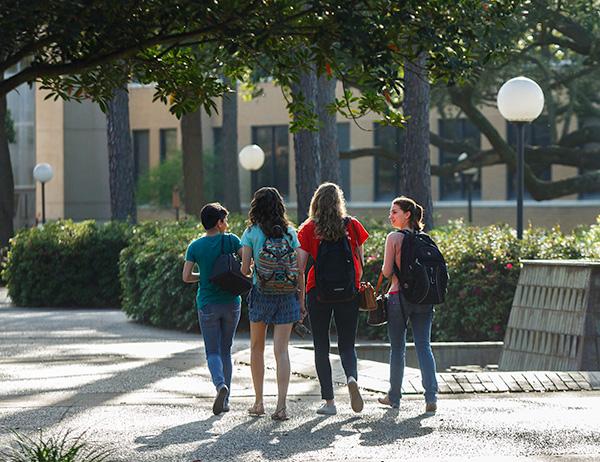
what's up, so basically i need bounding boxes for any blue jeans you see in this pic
[386,293,438,405]
[198,302,241,399]
[307,289,359,400]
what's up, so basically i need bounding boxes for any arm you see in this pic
[382,233,402,278]
[241,246,253,277]
[182,261,199,283]
[357,244,364,280]
[296,248,309,319]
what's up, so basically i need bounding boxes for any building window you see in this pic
[438,118,482,201]
[373,124,402,201]
[132,130,149,181]
[506,117,551,199]
[251,125,289,198]
[338,123,351,201]
[159,128,177,163]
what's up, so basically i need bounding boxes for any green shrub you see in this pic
[136,152,183,207]
[1,220,131,307]
[119,215,248,331]
[357,219,598,342]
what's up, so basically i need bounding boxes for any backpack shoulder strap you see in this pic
[346,216,364,272]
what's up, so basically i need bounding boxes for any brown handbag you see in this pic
[347,219,377,311]
[367,272,390,326]
[358,281,377,311]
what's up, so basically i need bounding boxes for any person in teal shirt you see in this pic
[183,202,242,415]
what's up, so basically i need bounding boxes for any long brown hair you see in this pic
[392,196,425,231]
[247,187,290,238]
[308,183,347,240]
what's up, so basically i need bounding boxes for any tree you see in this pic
[106,87,136,222]
[0,97,13,247]
[428,1,600,199]
[181,110,204,218]
[401,54,434,229]
[222,78,241,213]
[317,74,340,185]
[0,0,523,246]
[292,66,321,223]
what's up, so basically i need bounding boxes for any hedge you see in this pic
[1,220,131,307]
[3,215,599,342]
[119,216,249,331]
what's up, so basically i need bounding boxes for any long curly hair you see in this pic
[247,187,290,238]
[308,183,347,241]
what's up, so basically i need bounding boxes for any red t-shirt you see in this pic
[298,217,369,294]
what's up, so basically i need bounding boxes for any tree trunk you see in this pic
[401,54,434,230]
[317,74,339,184]
[222,78,240,213]
[181,109,203,218]
[292,66,321,223]
[106,87,136,222]
[0,95,14,248]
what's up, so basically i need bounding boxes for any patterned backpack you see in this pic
[256,236,299,295]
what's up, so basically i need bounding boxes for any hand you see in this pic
[300,300,307,320]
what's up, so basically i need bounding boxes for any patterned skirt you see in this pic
[247,286,301,324]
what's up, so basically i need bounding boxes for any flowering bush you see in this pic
[357,218,600,342]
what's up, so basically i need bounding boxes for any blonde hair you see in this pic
[308,183,347,240]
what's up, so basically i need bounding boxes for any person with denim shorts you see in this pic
[240,187,304,421]
[379,196,438,413]
[183,203,242,416]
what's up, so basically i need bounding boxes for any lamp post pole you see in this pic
[465,173,473,224]
[497,76,544,240]
[515,122,526,239]
[33,163,54,225]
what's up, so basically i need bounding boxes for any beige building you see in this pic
[9,81,600,231]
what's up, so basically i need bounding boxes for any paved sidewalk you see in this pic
[1,290,599,461]
[235,347,600,394]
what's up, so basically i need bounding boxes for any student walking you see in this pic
[297,183,369,415]
[379,196,439,412]
[182,203,242,415]
[240,187,304,421]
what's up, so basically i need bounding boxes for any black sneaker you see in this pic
[213,385,229,415]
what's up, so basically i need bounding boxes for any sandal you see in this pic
[248,403,265,416]
[271,407,288,421]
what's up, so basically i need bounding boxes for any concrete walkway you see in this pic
[1,289,599,461]
[234,347,600,395]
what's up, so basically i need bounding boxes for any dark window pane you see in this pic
[251,125,289,198]
[132,130,149,181]
[373,124,402,201]
[159,128,177,163]
[506,117,551,199]
[337,123,351,200]
[439,119,482,201]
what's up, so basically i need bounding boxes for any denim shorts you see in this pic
[247,286,301,324]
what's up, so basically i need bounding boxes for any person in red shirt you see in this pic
[297,183,369,415]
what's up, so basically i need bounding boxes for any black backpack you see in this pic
[314,218,357,303]
[393,229,448,305]
[209,234,252,296]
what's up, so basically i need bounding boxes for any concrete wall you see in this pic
[63,100,111,220]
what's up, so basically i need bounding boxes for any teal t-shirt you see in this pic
[240,225,300,284]
[185,232,242,309]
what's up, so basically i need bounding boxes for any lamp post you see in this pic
[33,163,54,224]
[497,76,544,239]
[457,152,478,224]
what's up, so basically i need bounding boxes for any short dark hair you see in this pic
[201,202,228,230]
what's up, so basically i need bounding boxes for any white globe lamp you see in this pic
[33,163,54,224]
[238,144,265,171]
[496,76,545,239]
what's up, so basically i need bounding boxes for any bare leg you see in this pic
[249,321,267,413]
[272,323,293,412]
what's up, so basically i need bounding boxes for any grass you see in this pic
[0,429,113,462]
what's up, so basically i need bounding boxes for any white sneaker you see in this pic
[347,377,364,413]
[316,403,337,415]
